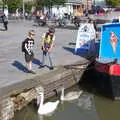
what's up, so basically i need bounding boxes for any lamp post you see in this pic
[87,0,88,10]
[2,0,5,12]
[108,0,110,8]
[22,0,25,19]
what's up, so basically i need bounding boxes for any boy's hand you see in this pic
[48,48,52,52]
[41,46,45,51]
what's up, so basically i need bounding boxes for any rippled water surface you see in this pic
[14,85,120,120]
[14,85,99,120]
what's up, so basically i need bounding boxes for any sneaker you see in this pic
[39,65,45,69]
[49,66,54,70]
[28,70,36,74]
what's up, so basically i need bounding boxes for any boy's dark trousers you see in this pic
[4,21,8,30]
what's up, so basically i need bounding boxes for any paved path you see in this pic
[0,20,91,98]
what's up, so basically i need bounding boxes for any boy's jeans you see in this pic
[41,51,53,67]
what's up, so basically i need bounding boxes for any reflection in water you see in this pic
[15,91,120,120]
[14,90,99,120]
[55,100,99,120]
[77,93,94,110]
[14,80,120,120]
[94,96,120,120]
[60,87,83,101]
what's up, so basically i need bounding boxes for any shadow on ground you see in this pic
[0,28,6,31]
[63,40,100,60]
[12,60,28,73]
[32,58,52,69]
[32,23,78,30]
[63,46,96,60]
[12,58,52,72]
[32,58,42,66]
[55,25,78,30]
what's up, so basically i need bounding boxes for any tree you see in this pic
[1,0,7,5]
[25,2,33,13]
[35,0,65,9]
[1,0,8,11]
[35,0,43,9]
[7,0,21,13]
[106,0,120,7]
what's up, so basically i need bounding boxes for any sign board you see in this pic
[99,23,120,58]
[75,23,96,53]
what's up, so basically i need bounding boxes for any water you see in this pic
[14,85,99,120]
[94,96,120,120]
[14,85,120,120]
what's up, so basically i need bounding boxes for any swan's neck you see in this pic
[39,92,44,107]
[61,88,64,100]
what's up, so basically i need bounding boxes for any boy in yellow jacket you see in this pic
[40,27,55,70]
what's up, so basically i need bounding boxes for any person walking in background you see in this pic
[22,30,36,74]
[39,27,55,70]
[1,13,8,30]
[84,8,88,17]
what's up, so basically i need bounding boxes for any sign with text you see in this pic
[75,23,96,53]
[99,23,120,58]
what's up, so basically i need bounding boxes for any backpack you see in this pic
[21,40,26,52]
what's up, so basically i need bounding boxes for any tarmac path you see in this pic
[0,20,88,97]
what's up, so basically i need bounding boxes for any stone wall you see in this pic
[0,97,14,120]
[0,62,89,120]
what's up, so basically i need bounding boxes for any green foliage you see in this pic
[7,0,21,13]
[2,0,8,5]
[25,2,33,13]
[106,0,120,7]
[0,0,8,9]
[35,0,65,8]
[35,0,44,8]
[51,0,66,5]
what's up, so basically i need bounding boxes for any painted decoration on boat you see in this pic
[75,23,96,53]
[99,23,120,58]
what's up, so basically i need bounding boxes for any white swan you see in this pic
[37,92,59,115]
[60,87,83,101]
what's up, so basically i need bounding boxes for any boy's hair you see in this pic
[48,27,55,33]
[28,30,35,36]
